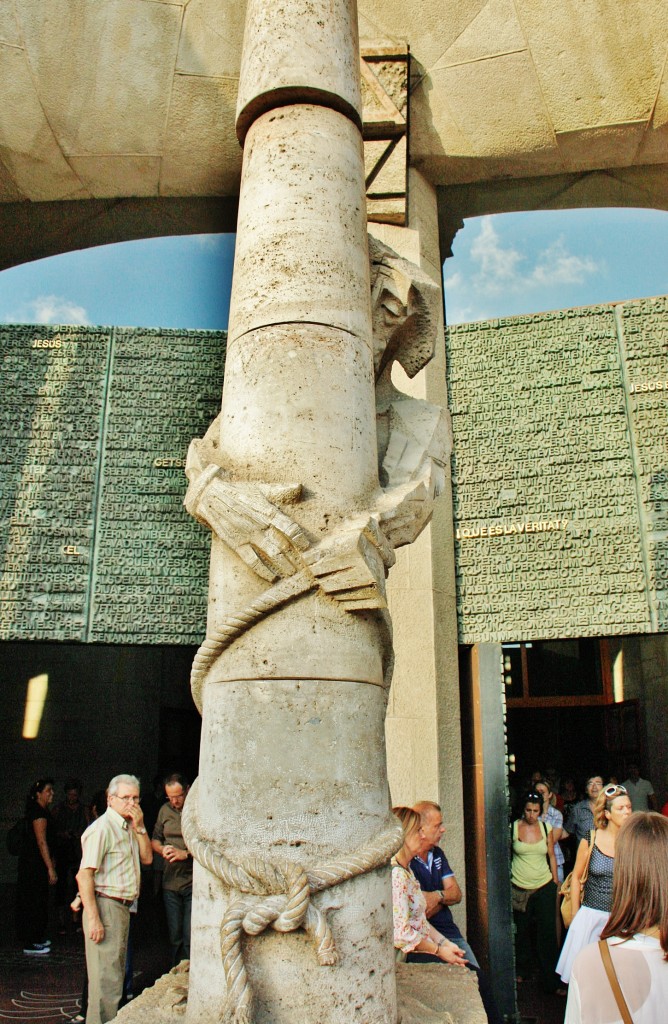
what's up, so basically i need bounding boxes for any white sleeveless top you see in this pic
[565,934,667,1024]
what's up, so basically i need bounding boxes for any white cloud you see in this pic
[444,216,602,322]
[2,295,90,326]
[470,217,525,293]
[530,239,599,286]
[190,234,221,251]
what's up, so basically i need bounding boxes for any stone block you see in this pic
[18,0,181,155]
[69,155,161,198]
[178,0,246,77]
[514,0,667,133]
[556,121,647,172]
[160,75,241,196]
[431,0,525,69]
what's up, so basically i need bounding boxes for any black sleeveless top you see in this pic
[582,844,614,912]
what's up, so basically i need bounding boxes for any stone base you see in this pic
[114,961,487,1024]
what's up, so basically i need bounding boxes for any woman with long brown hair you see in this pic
[564,812,668,1023]
[557,783,632,984]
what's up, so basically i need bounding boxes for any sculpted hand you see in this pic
[185,444,308,582]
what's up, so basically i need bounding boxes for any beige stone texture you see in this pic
[236,0,362,139]
[69,155,161,199]
[0,0,665,212]
[514,0,667,133]
[160,74,241,196]
[16,0,181,156]
[377,172,466,933]
[227,105,371,350]
[178,0,246,77]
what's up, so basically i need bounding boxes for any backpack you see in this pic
[6,818,26,856]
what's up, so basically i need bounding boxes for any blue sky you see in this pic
[0,208,665,329]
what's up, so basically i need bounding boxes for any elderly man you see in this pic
[411,801,502,1024]
[151,773,192,964]
[76,775,152,1024]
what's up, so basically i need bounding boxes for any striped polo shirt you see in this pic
[80,806,140,901]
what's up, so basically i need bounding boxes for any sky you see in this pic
[0,208,665,330]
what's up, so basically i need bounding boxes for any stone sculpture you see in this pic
[183,235,450,1024]
[181,4,449,1022]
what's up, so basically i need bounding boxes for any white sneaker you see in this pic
[23,944,50,955]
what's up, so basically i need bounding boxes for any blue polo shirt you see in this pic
[410,845,463,942]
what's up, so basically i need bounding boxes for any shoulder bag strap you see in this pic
[580,828,596,887]
[598,940,633,1024]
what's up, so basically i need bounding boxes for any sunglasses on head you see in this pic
[603,784,627,797]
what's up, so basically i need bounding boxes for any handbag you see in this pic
[599,940,633,1024]
[560,829,595,927]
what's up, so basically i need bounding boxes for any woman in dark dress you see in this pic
[16,778,58,955]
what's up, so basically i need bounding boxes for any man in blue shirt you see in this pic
[410,801,502,1024]
[409,800,479,968]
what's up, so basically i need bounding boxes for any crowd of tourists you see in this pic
[10,772,191,1024]
[506,765,667,1021]
[9,765,668,1024]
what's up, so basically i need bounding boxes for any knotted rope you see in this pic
[182,779,403,1024]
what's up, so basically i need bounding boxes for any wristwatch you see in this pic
[136,827,147,835]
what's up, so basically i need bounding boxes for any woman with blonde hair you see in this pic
[564,812,668,1023]
[391,807,467,966]
[557,783,632,984]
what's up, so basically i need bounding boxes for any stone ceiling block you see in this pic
[638,71,668,164]
[178,0,246,77]
[414,51,559,167]
[359,0,489,71]
[514,0,668,133]
[556,121,647,172]
[0,154,23,201]
[16,0,181,154]
[68,155,161,198]
[431,0,525,69]
[0,42,87,199]
[161,74,241,195]
[0,2,20,46]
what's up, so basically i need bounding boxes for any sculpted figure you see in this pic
[182,237,451,1023]
[185,235,451,592]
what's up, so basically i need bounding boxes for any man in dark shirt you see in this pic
[151,773,192,965]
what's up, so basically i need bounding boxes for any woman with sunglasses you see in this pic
[557,783,632,985]
[564,812,668,1024]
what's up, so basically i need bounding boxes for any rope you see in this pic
[190,570,314,712]
[182,779,403,1023]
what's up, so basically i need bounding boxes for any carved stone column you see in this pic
[183,5,449,1023]
[184,3,396,1023]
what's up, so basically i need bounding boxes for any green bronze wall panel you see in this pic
[0,327,110,641]
[88,328,225,644]
[0,325,225,645]
[446,299,666,644]
[619,296,668,631]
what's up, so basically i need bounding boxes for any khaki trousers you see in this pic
[83,897,130,1024]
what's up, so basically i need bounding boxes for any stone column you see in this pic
[184,3,399,1022]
